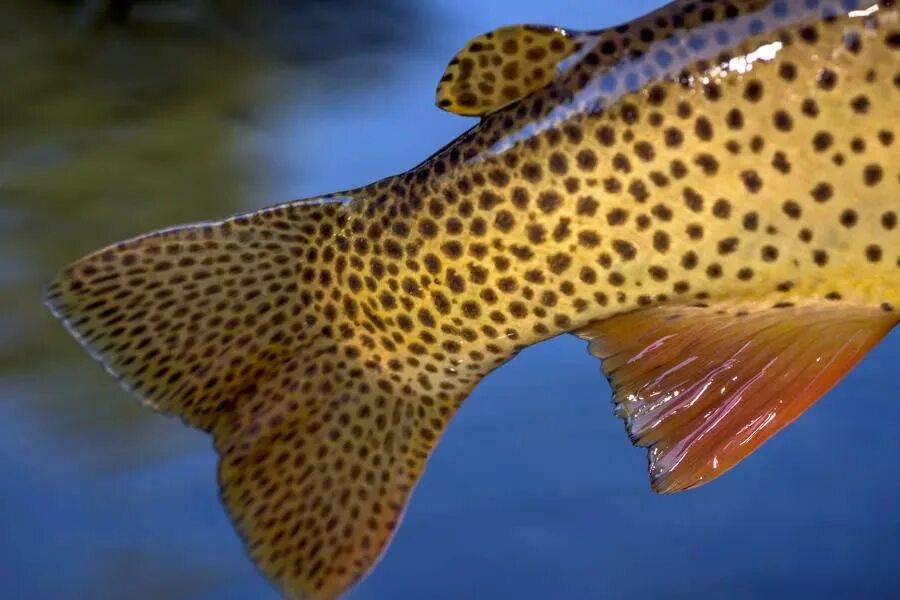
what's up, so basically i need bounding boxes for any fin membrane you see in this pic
[577,306,896,493]
[44,198,488,599]
[43,204,322,432]
[436,24,587,116]
[214,341,476,599]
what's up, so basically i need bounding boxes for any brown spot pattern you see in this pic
[44,2,900,599]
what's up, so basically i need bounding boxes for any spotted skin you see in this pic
[436,25,589,115]
[44,1,898,598]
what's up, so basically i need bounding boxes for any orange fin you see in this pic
[576,306,896,493]
[436,25,588,116]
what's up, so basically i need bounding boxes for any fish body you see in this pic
[45,1,898,598]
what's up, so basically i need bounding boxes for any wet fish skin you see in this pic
[44,1,899,598]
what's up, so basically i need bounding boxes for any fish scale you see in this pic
[44,0,898,598]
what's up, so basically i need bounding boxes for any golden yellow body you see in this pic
[45,1,898,598]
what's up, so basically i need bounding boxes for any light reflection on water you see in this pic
[2,1,898,599]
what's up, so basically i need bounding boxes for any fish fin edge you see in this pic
[43,199,488,598]
[436,24,588,116]
[576,304,897,493]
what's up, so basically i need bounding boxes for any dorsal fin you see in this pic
[436,25,587,116]
[576,306,896,494]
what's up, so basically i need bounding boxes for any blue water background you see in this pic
[2,1,898,598]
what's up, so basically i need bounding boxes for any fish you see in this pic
[44,0,898,597]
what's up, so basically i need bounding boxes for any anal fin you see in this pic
[576,306,896,493]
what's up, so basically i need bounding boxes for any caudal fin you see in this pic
[44,197,486,599]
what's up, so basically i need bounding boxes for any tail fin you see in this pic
[44,197,485,599]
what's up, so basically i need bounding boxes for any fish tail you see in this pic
[44,195,486,599]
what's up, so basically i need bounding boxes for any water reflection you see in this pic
[1,1,421,597]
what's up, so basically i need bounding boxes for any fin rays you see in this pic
[578,305,896,493]
[44,198,491,599]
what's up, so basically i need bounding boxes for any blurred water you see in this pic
[2,1,898,599]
